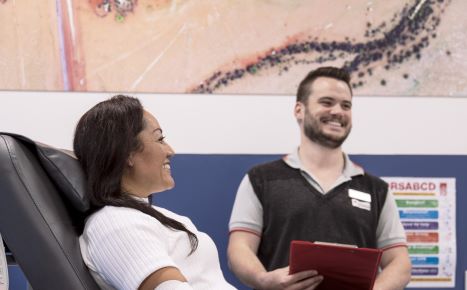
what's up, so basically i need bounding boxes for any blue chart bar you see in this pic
[399,210,439,219]
[411,256,440,265]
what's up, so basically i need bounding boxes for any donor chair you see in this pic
[0,133,99,290]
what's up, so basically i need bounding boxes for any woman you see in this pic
[74,95,236,290]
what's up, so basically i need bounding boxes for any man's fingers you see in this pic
[289,275,323,290]
[288,270,319,283]
[305,275,324,290]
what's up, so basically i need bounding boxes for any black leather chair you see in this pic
[0,133,99,290]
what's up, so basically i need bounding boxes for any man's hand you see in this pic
[228,231,323,290]
[256,266,323,290]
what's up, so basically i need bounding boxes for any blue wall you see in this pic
[8,154,467,290]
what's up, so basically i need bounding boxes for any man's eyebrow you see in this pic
[318,96,335,101]
[318,96,352,104]
[152,128,163,134]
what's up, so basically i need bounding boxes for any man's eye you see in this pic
[157,136,166,143]
[342,103,352,110]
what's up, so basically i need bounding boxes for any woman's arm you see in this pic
[139,266,191,290]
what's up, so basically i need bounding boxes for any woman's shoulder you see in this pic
[89,205,148,220]
[152,206,195,228]
[83,206,156,233]
[84,205,196,231]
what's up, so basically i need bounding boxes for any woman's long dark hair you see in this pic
[73,95,198,253]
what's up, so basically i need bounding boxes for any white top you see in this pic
[229,149,407,249]
[80,205,236,290]
[0,233,8,290]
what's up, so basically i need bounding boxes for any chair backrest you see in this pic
[0,133,100,290]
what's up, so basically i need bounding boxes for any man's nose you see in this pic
[330,104,344,115]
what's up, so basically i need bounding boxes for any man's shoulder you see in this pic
[247,158,299,184]
[351,171,389,196]
[346,158,387,186]
[248,158,297,177]
[360,171,387,184]
[249,158,285,171]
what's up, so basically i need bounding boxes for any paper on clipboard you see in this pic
[289,240,382,290]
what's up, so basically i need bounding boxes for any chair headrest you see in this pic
[1,133,89,212]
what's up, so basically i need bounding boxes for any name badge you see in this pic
[351,199,371,211]
[348,189,372,202]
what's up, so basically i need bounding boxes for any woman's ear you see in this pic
[127,153,135,167]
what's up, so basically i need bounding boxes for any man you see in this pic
[227,66,411,290]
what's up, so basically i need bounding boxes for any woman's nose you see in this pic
[166,143,175,157]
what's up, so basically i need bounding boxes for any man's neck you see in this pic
[299,138,344,168]
[298,138,345,192]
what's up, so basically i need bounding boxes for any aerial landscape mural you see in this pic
[1,0,465,96]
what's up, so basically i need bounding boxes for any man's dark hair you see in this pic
[73,95,198,253]
[296,66,352,103]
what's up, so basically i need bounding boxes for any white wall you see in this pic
[1,91,466,155]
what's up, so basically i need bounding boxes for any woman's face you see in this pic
[124,110,175,197]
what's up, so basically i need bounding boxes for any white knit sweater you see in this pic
[79,205,236,290]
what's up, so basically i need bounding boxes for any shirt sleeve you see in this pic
[155,280,193,290]
[82,207,177,290]
[376,190,408,249]
[228,174,263,235]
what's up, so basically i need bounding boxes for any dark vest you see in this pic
[248,159,388,271]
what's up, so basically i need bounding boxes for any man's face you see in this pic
[298,77,353,148]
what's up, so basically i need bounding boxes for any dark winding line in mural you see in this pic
[191,0,451,93]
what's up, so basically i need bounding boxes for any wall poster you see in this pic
[383,177,456,288]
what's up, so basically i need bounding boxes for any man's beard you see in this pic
[303,109,351,149]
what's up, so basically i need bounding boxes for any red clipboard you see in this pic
[289,240,382,290]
